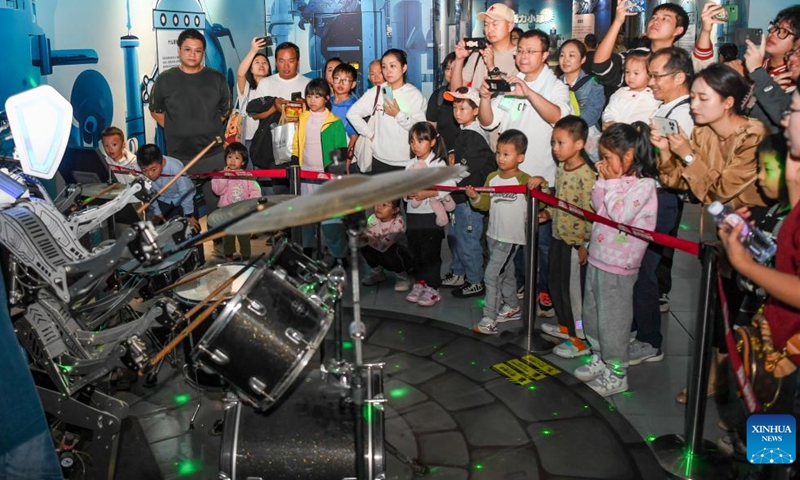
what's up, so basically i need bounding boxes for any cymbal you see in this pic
[81,183,126,200]
[225,166,466,235]
[207,195,295,228]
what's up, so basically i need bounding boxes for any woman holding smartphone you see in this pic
[653,63,769,210]
[347,49,428,173]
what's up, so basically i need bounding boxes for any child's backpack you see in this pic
[568,75,594,116]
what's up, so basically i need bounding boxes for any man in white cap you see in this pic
[451,3,519,92]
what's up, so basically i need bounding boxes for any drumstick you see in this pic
[146,256,262,369]
[137,136,222,215]
[152,266,216,296]
[84,183,122,205]
[147,294,230,369]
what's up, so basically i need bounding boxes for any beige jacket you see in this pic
[658,117,768,209]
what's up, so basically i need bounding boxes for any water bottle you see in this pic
[708,201,777,263]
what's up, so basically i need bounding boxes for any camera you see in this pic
[464,37,488,51]
[486,79,512,93]
[259,36,274,46]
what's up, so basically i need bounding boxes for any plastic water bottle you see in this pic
[708,201,777,263]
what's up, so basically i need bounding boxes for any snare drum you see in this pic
[219,367,385,480]
[118,248,200,299]
[191,264,333,410]
[174,264,255,390]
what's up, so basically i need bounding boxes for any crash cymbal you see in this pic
[81,183,126,200]
[225,166,466,235]
[207,195,295,227]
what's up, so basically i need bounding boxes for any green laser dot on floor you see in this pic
[647,435,656,443]
[174,393,191,406]
[474,464,484,470]
[176,459,202,476]
[542,429,552,436]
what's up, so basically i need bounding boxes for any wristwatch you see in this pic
[683,153,695,164]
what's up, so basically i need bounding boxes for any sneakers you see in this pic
[573,354,606,382]
[473,317,498,335]
[441,272,465,288]
[586,369,628,397]
[541,323,571,340]
[417,286,441,307]
[536,292,555,318]
[394,272,411,292]
[362,267,386,286]
[659,294,670,313]
[628,340,664,365]
[516,285,525,300]
[453,281,485,298]
[553,336,592,358]
[405,283,426,303]
[496,304,521,323]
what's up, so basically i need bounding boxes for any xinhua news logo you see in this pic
[747,414,796,464]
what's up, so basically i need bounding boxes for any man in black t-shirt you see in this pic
[150,28,230,215]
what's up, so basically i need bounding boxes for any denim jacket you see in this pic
[561,70,604,128]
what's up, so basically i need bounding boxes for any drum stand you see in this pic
[334,213,427,479]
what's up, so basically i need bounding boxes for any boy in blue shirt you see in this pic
[328,63,360,172]
[136,143,199,232]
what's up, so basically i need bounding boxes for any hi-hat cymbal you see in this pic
[207,195,295,227]
[225,166,466,235]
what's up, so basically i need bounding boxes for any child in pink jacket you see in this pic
[211,142,261,260]
[572,122,658,397]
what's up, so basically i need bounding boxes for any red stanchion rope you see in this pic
[111,164,700,256]
[434,184,701,257]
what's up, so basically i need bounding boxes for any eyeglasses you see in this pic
[649,71,677,79]
[785,47,800,62]
[782,107,800,118]
[768,22,795,40]
[516,49,545,56]
[332,77,352,84]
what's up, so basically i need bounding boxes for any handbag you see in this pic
[271,108,296,166]
[224,94,247,147]
[353,87,382,173]
[734,312,798,410]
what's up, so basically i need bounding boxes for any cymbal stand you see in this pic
[343,212,367,367]
[321,264,352,388]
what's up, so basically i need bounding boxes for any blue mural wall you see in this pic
[1,0,434,156]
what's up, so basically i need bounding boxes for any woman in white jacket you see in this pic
[348,49,428,173]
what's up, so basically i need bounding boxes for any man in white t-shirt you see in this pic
[478,28,570,318]
[253,42,311,118]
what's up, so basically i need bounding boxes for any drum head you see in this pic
[174,264,255,303]
[119,248,192,274]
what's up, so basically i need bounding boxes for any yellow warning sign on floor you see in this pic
[492,354,561,385]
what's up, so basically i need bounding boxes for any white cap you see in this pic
[477,3,516,23]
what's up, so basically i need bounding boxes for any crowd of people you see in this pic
[98,0,800,451]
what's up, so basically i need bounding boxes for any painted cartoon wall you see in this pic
[1,0,435,158]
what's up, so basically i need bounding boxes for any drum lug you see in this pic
[247,299,266,317]
[285,327,307,345]
[248,377,274,402]
[198,345,230,365]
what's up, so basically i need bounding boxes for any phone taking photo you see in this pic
[653,116,679,136]
[383,85,394,101]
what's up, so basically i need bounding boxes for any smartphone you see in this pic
[627,0,647,14]
[259,36,274,46]
[653,116,679,136]
[382,85,393,101]
[291,92,302,101]
[714,5,738,22]
[486,78,512,93]
[464,37,488,51]
[736,28,763,45]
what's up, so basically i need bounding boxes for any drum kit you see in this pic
[128,166,464,479]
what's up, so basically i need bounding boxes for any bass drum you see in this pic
[219,368,385,480]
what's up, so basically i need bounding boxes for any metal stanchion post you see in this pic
[524,193,555,353]
[651,244,735,479]
[287,165,303,244]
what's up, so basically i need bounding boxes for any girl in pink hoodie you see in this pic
[572,122,659,397]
